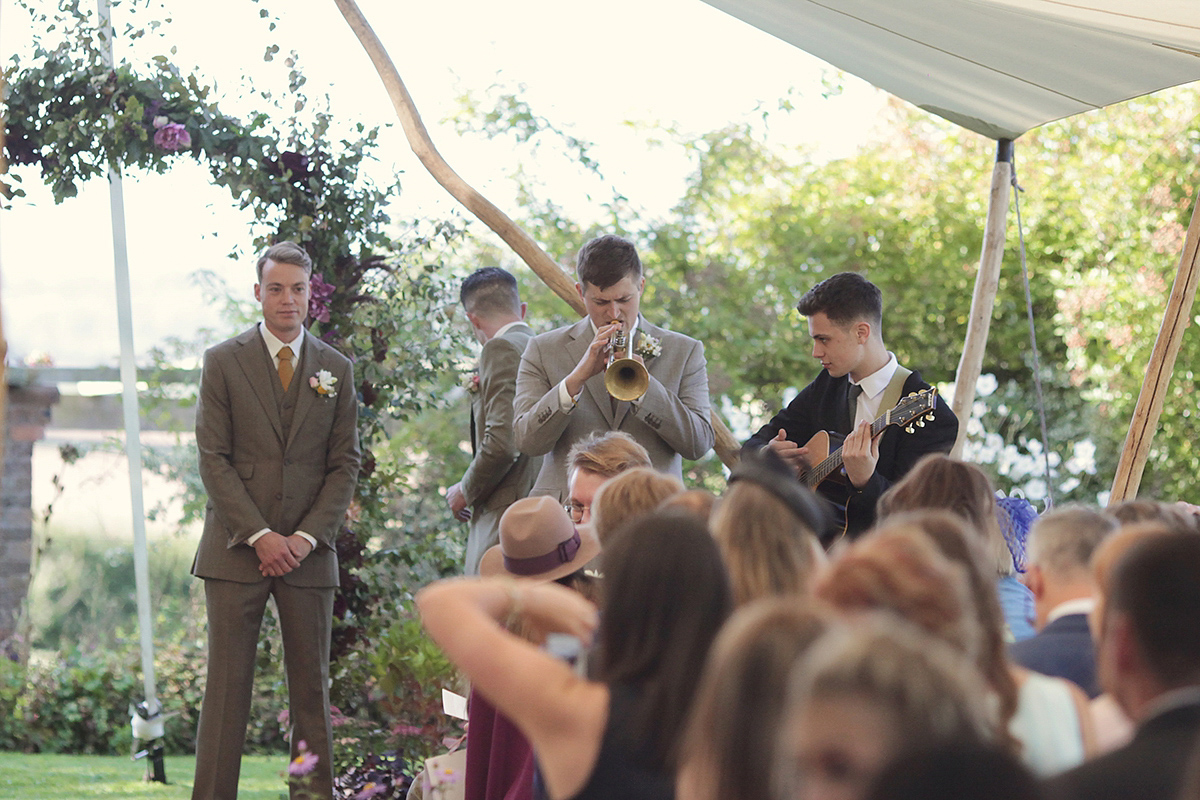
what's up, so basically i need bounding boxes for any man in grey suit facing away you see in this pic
[446,267,542,575]
[191,241,360,800]
[514,234,714,501]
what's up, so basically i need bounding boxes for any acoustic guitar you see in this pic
[799,388,940,489]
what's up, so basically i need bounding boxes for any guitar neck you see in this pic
[803,412,892,488]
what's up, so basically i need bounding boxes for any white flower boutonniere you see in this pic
[462,373,480,394]
[635,332,662,360]
[310,369,338,397]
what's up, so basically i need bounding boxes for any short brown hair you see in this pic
[592,467,684,546]
[256,241,313,281]
[795,271,882,329]
[567,431,651,482]
[575,234,642,290]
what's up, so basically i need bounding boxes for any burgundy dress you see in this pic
[465,688,535,800]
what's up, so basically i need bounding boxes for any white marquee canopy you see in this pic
[700,0,1200,140]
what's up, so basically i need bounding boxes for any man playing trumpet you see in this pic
[514,234,714,501]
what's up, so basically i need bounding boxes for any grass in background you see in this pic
[0,753,286,798]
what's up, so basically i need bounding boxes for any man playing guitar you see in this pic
[745,272,958,542]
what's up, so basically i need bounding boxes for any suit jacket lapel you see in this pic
[232,327,285,445]
[286,330,322,453]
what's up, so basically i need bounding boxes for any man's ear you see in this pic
[576,282,586,302]
[254,283,262,302]
[855,321,871,343]
[1025,565,1046,600]
[1109,612,1143,678]
[518,302,528,320]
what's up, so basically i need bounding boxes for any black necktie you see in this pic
[847,383,863,428]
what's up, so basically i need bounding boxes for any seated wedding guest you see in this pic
[1046,532,1200,800]
[564,431,651,526]
[711,447,830,606]
[877,454,1035,641]
[1010,505,1117,698]
[590,467,684,547]
[658,488,718,522]
[863,742,1045,800]
[419,510,732,800]
[1108,498,1200,533]
[819,518,1096,775]
[1084,521,1187,755]
[465,497,601,800]
[774,620,997,800]
[677,599,832,800]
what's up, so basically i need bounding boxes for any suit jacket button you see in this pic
[276,493,283,500]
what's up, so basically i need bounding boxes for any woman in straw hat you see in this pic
[462,496,600,800]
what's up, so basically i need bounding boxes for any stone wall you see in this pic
[0,384,59,644]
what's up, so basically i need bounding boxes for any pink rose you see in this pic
[153,122,192,152]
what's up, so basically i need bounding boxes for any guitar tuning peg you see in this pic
[927,414,935,422]
[905,425,915,434]
[917,420,925,427]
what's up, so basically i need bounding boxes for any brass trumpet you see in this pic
[604,320,650,402]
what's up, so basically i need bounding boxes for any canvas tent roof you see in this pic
[700,0,1200,140]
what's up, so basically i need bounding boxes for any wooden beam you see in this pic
[951,140,1012,458]
[1108,184,1200,504]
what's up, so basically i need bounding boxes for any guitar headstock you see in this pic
[889,388,938,434]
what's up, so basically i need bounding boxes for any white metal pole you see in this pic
[97,0,159,719]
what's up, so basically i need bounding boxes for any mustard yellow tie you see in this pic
[278,346,294,391]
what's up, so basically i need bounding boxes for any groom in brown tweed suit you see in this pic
[191,242,360,799]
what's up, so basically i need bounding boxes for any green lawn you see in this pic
[0,753,289,799]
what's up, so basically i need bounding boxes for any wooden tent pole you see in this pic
[1108,185,1200,505]
[330,0,581,315]
[331,0,741,466]
[951,139,1013,458]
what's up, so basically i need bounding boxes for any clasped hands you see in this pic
[564,321,644,399]
[253,531,313,577]
[768,422,881,489]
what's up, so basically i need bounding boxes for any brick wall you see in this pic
[0,384,59,643]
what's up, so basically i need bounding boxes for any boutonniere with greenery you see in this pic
[635,332,662,360]
[310,369,338,397]
[462,373,480,394]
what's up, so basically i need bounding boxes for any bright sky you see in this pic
[1,0,888,367]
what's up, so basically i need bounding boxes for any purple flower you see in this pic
[153,122,192,152]
[309,272,335,323]
[288,741,319,776]
[355,782,387,799]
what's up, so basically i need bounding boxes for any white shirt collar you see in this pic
[851,352,898,399]
[259,321,304,360]
[492,320,525,339]
[1046,597,1096,625]
[1142,685,1200,725]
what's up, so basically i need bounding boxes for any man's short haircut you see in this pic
[460,267,521,318]
[1108,531,1200,688]
[1026,505,1118,578]
[795,271,883,329]
[256,241,313,281]
[575,235,643,290]
[567,431,652,481]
